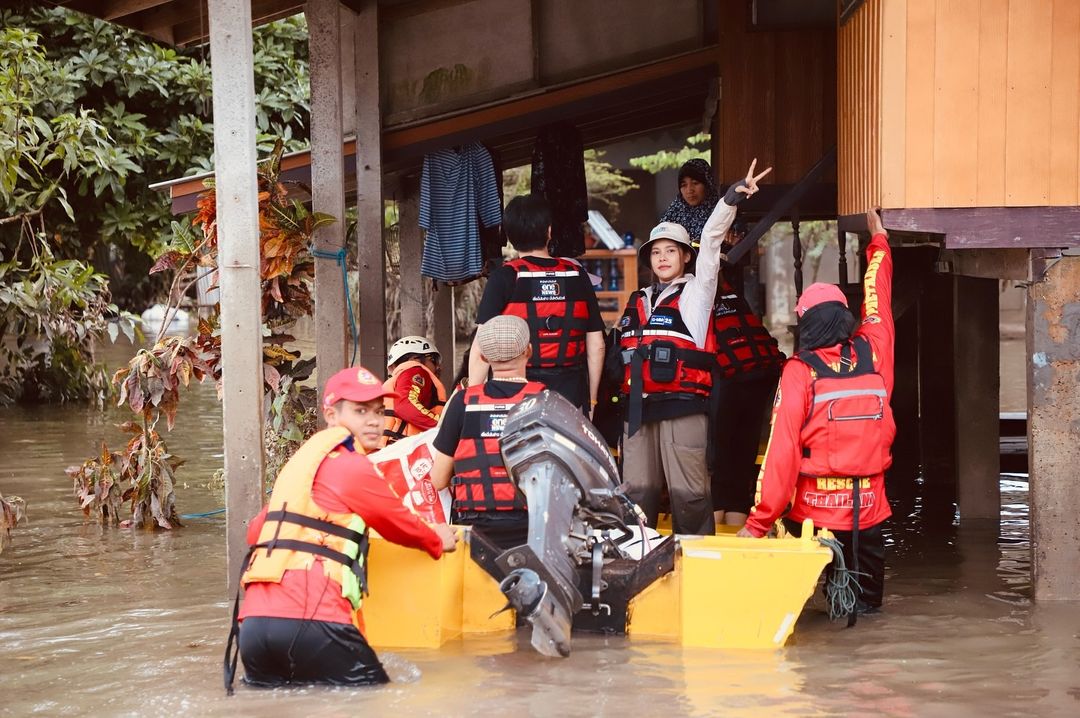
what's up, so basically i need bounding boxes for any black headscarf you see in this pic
[660,158,719,243]
[798,302,856,351]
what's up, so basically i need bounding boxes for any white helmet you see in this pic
[387,336,440,368]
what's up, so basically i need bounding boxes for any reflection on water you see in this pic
[1,346,1078,717]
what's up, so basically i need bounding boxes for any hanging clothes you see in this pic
[531,123,588,257]
[479,144,507,273]
[420,143,502,283]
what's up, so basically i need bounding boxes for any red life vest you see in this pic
[503,256,592,369]
[797,337,896,478]
[617,285,717,399]
[712,278,784,379]
[451,381,546,513]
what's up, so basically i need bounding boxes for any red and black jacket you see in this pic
[450,381,546,513]
[503,256,592,369]
[618,285,717,434]
[711,277,784,379]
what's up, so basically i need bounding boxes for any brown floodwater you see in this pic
[1,343,1077,718]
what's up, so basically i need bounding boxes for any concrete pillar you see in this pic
[953,275,1000,521]
[353,0,387,373]
[207,0,266,591]
[917,272,958,527]
[397,175,426,338]
[433,283,456,388]
[308,0,348,394]
[1027,254,1080,600]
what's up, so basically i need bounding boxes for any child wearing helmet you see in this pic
[616,160,771,535]
[381,336,447,447]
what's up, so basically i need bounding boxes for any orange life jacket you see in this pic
[450,381,546,513]
[381,360,447,447]
[503,256,592,369]
[797,337,895,478]
[242,427,369,617]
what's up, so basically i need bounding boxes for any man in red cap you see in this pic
[227,366,459,691]
[738,209,895,617]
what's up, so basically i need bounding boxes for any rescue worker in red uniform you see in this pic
[469,193,605,414]
[738,209,895,615]
[227,366,458,691]
[381,336,446,447]
[432,315,546,550]
[618,160,772,535]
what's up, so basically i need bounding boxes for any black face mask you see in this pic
[799,301,856,350]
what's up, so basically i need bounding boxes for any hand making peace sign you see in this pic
[735,158,773,198]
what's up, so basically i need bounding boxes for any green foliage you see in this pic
[0,5,311,293]
[0,6,313,406]
[629,132,711,174]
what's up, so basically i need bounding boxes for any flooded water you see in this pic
[2,345,1078,717]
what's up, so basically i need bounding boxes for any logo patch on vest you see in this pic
[619,316,631,328]
[534,280,564,301]
[648,314,674,326]
[488,415,507,434]
[412,373,425,387]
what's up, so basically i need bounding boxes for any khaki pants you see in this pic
[622,413,714,535]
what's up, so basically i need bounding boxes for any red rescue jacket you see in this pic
[451,381,546,513]
[503,256,592,369]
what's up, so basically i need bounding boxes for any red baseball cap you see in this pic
[796,283,848,318]
[323,366,392,407]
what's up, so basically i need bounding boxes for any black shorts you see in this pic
[711,370,779,513]
[239,616,390,687]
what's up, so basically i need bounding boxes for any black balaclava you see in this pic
[798,301,856,351]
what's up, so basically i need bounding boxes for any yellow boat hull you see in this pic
[363,522,832,651]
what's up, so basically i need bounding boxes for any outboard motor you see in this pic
[475,390,675,658]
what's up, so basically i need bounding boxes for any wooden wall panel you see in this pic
[1048,0,1080,205]
[975,0,1008,206]
[904,0,936,207]
[1004,0,1053,205]
[880,0,907,208]
[933,0,979,206]
[718,1,834,188]
[838,0,881,215]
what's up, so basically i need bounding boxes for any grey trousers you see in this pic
[622,413,714,535]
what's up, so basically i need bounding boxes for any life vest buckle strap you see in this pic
[264,508,367,546]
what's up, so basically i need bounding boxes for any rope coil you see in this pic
[816,535,866,622]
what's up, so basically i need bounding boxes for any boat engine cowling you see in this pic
[484,390,672,658]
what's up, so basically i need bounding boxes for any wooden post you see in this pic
[397,175,426,338]
[433,282,456,389]
[953,275,1000,521]
[1027,255,1080,600]
[207,0,265,591]
[354,0,387,373]
[308,0,348,396]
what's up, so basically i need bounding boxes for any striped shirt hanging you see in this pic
[419,143,502,282]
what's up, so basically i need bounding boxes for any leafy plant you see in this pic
[69,143,331,529]
[0,492,27,554]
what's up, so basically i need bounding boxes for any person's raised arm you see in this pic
[858,209,895,392]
